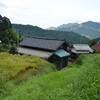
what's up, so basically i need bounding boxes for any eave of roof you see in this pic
[18,46,53,59]
[71,48,90,54]
[54,50,70,58]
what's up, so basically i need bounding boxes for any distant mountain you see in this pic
[48,23,79,30]
[82,21,100,29]
[12,24,90,44]
[47,21,100,39]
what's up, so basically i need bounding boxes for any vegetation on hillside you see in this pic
[0,53,56,83]
[0,15,24,53]
[12,24,90,44]
[0,53,100,100]
[0,15,100,100]
[92,37,100,43]
[47,21,100,39]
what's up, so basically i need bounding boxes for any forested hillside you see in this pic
[12,24,90,44]
[47,21,100,39]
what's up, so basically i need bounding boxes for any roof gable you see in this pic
[19,37,66,51]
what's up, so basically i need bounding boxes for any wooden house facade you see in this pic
[18,36,70,69]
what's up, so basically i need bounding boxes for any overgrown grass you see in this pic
[0,53,56,83]
[0,53,100,100]
[0,52,56,98]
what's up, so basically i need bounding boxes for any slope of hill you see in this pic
[12,24,90,44]
[1,53,100,100]
[48,23,79,30]
[0,52,56,83]
[47,21,100,39]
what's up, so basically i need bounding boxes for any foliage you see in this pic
[90,40,96,46]
[0,15,24,48]
[0,48,7,52]
[9,46,18,54]
[0,53,100,99]
[0,15,11,33]
[91,37,100,43]
[12,24,90,44]
[2,37,9,48]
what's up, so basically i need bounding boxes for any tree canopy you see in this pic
[0,15,24,47]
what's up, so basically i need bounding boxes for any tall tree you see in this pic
[90,40,96,46]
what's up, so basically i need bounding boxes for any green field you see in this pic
[0,53,100,100]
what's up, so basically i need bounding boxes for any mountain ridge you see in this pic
[12,24,90,44]
[47,21,100,39]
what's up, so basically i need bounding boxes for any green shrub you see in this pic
[0,48,7,52]
[9,46,18,54]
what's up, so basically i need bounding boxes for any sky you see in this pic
[0,0,100,28]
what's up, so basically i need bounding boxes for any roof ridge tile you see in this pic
[28,36,65,41]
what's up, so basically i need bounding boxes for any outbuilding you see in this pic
[91,40,100,51]
[71,44,93,60]
[18,36,70,69]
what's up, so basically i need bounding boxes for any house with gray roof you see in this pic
[71,44,93,60]
[18,36,70,69]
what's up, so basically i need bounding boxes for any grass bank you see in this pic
[0,53,100,100]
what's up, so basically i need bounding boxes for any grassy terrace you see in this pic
[0,53,56,83]
[0,53,100,100]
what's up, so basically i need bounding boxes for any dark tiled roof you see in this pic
[19,36,66,51]
[91,44,100,51]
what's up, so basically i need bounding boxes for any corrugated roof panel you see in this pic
[54,50,70,57]
[73,44,92,51]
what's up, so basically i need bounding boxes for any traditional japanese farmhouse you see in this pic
[71,44,93,60]
[91,40,100,51]
[18,36,70,69]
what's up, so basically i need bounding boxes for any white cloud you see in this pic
[0,0,100,28]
